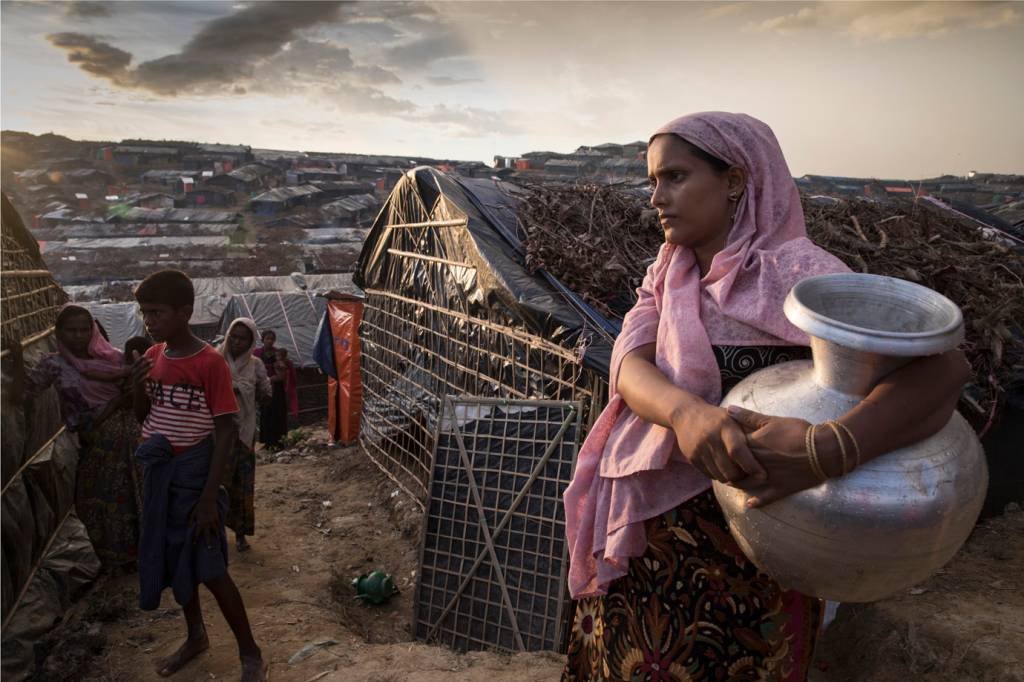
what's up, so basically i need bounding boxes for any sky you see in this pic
[1,0,1022,178]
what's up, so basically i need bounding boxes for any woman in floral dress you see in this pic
[562,112,970,681]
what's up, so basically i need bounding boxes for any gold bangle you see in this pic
[834,421,861,470]
[805,424,828,482]
[826,420,850,475]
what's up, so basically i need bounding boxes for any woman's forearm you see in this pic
[617,344,705,428]
[833,349,970,466]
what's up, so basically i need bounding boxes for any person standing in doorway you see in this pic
[254,330,287,450]
[219,318,270,553]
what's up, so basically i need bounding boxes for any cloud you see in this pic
[43,0,518,142]
[419,104,525,137]
[427,76,482,86]
[702,3,751,20]
[65,1,113,19]
[131,1,344,95]
[46,33,133,85]
[47,1,410,100]
[383,35,468,70]
[254,39,401,88]
[749,1,1021,41]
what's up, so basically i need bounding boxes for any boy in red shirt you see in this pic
[130,270,266,681]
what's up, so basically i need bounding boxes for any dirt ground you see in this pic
[812,505,1024,682]
[31,428,1023,682]
[38,430,563,681]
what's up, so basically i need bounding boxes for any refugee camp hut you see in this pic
[249,185,323,216]
[206,163,277,195]
[354,168,616,654]
[180,185,237,208]
[217,291,341,424]
[1,194,101,680]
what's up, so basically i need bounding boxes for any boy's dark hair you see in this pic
[124,336,153,359]
[134,270,194,308]
[261,329,276,341]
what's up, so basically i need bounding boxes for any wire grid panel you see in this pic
[414,396,582,653]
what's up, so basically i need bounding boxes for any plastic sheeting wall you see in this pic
[1,193,101,681]
[218,291,328,368]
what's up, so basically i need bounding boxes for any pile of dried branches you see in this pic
[520,183,662,317]
[519,184,1024,425]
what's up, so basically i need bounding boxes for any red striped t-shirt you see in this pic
[141,343,238,452]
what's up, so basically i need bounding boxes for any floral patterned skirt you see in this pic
[225,440,256,536]
[563,491,822,681]
[77,409,143,567]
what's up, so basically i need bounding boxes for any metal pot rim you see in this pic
[785,273,964,356]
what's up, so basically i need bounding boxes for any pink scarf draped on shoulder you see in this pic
[563,112,850,599]
[57,308,125,410]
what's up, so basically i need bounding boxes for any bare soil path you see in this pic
[51,431,563,681]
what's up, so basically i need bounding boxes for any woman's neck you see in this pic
[694,225,731,277]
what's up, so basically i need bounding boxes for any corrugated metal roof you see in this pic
[228,163,275,183]
[250,185,323,203]
[115,145,179,155]
[321,193,378,214]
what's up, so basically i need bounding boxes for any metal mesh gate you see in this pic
[413,396,582,653]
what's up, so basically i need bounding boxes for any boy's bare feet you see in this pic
[156,633,210,677]
[240,654,269,681]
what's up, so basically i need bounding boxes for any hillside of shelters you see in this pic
[1,131,496,286]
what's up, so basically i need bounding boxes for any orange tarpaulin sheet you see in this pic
[326,297,363,444]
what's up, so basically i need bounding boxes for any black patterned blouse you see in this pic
[713,344,811,395]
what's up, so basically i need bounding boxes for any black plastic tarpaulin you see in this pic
[354,168,615,376]
[1,194,101,681]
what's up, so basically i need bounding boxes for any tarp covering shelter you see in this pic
[79,301,147,350]
[353,168,610,654]
[354,167,612,505]
[217,291,327,368]
[1,194,101,680]
[218,291,359,424]
[68,273,360,349]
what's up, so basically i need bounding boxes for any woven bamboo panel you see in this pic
[2,195,67,350]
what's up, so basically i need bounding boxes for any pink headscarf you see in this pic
[56,306,125,409]
[563,112,850,598]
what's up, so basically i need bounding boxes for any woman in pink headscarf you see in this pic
[10,304,145,568]
[562,113,969,681]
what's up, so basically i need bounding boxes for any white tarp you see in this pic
[79,302,145,350]
[217,291,327,367]
[73,275,360,352]
[42,236,229,252]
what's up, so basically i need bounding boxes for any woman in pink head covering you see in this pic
[562,113,969,681]
[10,304,145,568]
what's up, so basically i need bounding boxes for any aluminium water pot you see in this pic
[713,273,988,602]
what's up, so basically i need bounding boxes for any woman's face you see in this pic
[57,313,93,356]
[228,325,253,358]
[647,135,736,250]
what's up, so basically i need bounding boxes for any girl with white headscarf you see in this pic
[219,317,271,552]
